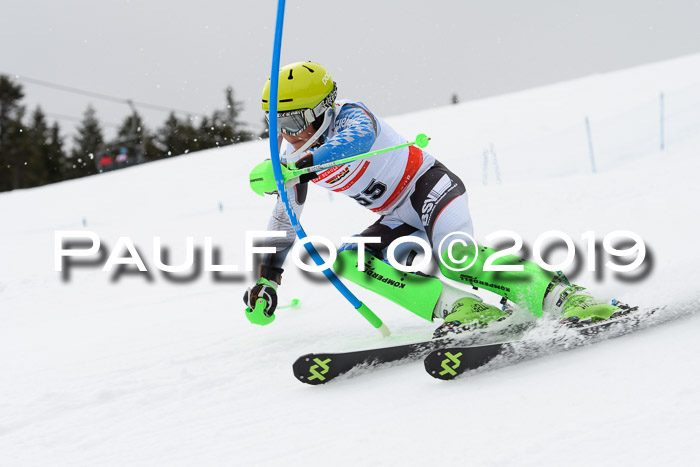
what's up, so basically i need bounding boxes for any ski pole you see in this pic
[246,298,299,325]
[285,133,430,181]
[278,298,300,309]
[250,136,430,195]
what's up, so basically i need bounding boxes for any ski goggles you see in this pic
[266,108,314,136]
[265,84,337,136]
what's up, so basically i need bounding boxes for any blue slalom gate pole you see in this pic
[267,0,389,336]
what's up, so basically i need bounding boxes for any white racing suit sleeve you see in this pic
[259,182,307,271]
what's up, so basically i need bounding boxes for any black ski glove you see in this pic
[243,265,283,319]
[295,153,317,184]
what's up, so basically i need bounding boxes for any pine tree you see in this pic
[196,115,215,150]
[0,75,26,191]
[177,116,200,154]
[157,112,200,157]
[46,122,66,183]
[199,110,237,149]
[73,105,103,161]
[69,105,103,177]
[192,86,254,150]
[0,75,24,145]
[3,108,33,189]
[115,111,143,158]
[158,112,182,157]
[24,107,52,187]
[225,86,253,143]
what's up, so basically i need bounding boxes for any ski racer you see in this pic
[244,61,622,335]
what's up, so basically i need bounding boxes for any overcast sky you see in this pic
[3,0,700,144]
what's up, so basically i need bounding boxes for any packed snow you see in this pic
[2,53,700,466]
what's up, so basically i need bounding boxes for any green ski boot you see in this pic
[543,279,622,325]
[333,249,510,337]
[432,284,511,338]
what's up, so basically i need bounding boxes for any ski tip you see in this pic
[292,353,334,385]
[424,350,461,380]
[424,343,505,381]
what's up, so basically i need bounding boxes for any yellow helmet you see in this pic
[262,61,336,112]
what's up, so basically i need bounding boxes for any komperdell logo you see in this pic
[459,274,511,293]
[363,263,406,289]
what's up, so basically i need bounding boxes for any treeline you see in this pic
[0,75,267,193]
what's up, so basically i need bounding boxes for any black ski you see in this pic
[424,305,657,380]
[422,343,505,380]
[293,339,443,385]
[292,323,530,385]
[293,304,657,385]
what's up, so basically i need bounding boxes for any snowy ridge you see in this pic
[1,54,700,466]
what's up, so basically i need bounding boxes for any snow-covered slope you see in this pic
[2,54,700,466]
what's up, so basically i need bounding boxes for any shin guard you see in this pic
[439,244,555,317]
[333,250,442,322]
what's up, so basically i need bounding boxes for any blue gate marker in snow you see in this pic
[585,116,597,174]
[267,0,389,337]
